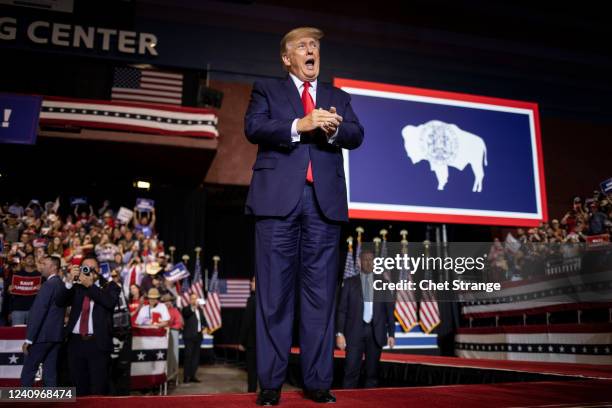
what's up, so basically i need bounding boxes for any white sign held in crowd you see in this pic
[117,207,134,224]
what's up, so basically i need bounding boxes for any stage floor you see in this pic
[44,379,612,408]
[371,351,612,380]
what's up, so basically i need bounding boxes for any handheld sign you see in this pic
[164,263,189,282]
[116,207,134,224]
[70,197,88,206]
[100,262,112,281]
[600,177,612,195]
[136,198,155,212]
[10,275,42,296]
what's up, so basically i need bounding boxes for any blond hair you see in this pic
[280,27,324,69]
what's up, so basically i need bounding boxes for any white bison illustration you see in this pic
[401,120,487,192]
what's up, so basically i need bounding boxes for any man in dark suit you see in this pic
[244,27,364,405]
[336,250,395,389]
[181,293,206,383]
[20,255,65,386]
[56,254,120,396]
[239,277,257,392]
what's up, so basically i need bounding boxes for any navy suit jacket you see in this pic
[336,275,395,348]
[25,275,65,344]
[56,281,120,352]
[181,306,206,340]
[244,77,364,222]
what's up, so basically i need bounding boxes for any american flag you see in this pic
[203,263,222,333]
[354,237,362,275]
[177,271,191,309]
[342,238,356,280]
[419,284,441,334]
[394,242,418,332]
[111,67,183,106]
[191,256,205,299]
[217,279,251,308]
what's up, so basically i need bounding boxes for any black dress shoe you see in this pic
[183,377,191,383]
[304,389,336,403]
[257,389,280,406]
[191,377,202,383]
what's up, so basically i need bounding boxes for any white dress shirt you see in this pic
[66,280,98,335]
[288,73,339,144]
[193,306,202,332]
[361,273,373,324]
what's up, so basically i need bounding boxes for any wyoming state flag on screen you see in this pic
[334,78,547,227]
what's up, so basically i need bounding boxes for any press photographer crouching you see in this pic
[56,254,120,396]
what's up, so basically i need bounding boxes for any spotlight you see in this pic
[134,180,151,190]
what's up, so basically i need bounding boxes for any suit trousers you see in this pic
[183,334,202,381]
[20,342,60,386]
[343,322,383,389]
[68,334,110,396]
[246,347,257,392]
[255,183,340,390]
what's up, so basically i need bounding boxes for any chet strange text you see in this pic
[374,279,501,293]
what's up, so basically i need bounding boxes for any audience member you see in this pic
[20,255,65,386]
[181,293,206,383]
[56,255,120,396]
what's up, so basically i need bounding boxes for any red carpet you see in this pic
[289,347,612,380]
[30,380,612,408]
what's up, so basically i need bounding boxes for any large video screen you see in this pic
[334,78,547,227]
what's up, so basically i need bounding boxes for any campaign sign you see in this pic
[70,197,88,206]
[10,275,41,296]
[164,263,189,282]
[0,93,42,145]
[136,198,155,212]
[116,207,134,224]
[334,78,548,227]
[100,262,111,281]
[600,177,612,195]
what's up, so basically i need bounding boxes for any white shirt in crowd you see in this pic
[65,279,99,335]
[135,302,170,326]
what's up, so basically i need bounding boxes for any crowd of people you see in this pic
[0,198,211,395]
[1,187,609,395]
[488,189,612,280]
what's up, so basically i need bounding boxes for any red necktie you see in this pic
[301,82,315,183]
[79,295,90,335]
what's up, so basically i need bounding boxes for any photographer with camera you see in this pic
[56,254,120,396]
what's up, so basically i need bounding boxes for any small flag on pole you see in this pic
[190,249,204,300]
[419,240,441,333]
[354,227,364,275]
[177,273,191,309]
[343,237,357,280]
[203,256,222,333]
[394,232,418,332]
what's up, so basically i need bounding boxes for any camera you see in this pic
[80,265,94,275]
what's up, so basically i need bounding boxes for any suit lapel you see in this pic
[283,77,304,117]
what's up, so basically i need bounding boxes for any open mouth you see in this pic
[305,58,315,69]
